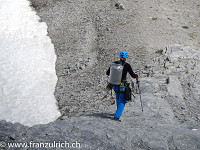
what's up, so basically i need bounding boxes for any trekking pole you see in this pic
[102,90,110,100]
[102,83,113,100]
[131,80,135,99]
[137,80,143,112]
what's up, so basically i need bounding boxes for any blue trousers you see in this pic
[114,85,126,119]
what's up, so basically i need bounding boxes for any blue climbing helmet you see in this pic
[119,51,128,58]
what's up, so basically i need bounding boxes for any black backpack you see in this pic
[124,83,131,101]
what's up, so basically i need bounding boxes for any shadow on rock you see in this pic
[86,113,115,119]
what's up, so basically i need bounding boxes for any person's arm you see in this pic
[127,64,139,80]
[106,67,110,76]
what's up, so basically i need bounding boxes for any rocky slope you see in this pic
[1,0,200,149]
[28,0,200,117]
[1,45,200,150]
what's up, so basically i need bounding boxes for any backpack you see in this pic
[124,83,131,101]
[108,61,124,85]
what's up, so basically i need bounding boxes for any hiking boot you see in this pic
[112,117,121,122]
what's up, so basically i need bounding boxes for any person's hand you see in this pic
[136,76,139,84]
[136,76,139,81]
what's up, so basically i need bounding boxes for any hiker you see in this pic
[106,51,139,122]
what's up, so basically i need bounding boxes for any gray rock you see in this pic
[9,134,16,140]
[115,2,124,10]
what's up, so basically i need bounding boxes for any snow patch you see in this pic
[0,0,61,126]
